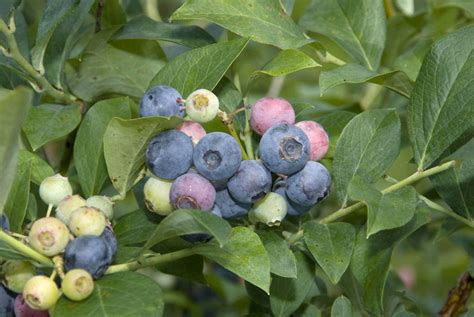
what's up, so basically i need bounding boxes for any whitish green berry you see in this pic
[69,207,106,237]
[250,192,287,227]
[55,195,86,225]
[28,217,70,256]
[185,89,219,123]
[2,260,36,293]
[144,177,174,216]
[85,196,114,220]
[39,174,73,206]
[61,269,94,301]
[23,276,59,310]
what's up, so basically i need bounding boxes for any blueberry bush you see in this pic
[0,0,473,316]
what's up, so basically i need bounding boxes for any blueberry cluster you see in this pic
[0,175,119,313]
[142,86,331,232]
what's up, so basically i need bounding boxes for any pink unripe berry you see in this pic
[295,121,329,161]
[14,295,49,317]
[176,121,206,144]
[250,97,295,135]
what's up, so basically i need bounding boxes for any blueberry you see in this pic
[146,130,194,180]
[176,121,206,144]
[1,214,10,231]
[14,294,48,317]
[295,121,329,161]
[182,204,222,243]
[170,173,216,211]
[139,85,184,117]
[215,189,251,219]
[273,180,311,216]
[64,235,111,279]
[193,132,242,182]
[286,161,331,207]
[100,226,117,263]
[259,124,310,175]
[250,97,295,135]
[227,160,271,204]
[0,285,14,317]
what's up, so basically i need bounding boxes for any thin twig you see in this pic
[95,0,105,33]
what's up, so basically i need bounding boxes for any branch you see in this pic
[438,272,473,317]
[95,0,105,33]
[0,230,53,267]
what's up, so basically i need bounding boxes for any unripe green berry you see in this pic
[2,260,36,293]
[61,269,94,301]
[185,89,219,123]
[39,174,73,206]
[69,207,106,236]
[28,217,70,256]
[86,196,114,220]
[55,195,86,225]
[22,276,59,310]
[144,177,173,216]
[250,192,287,227]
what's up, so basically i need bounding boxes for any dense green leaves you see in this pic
[74,97,131,197]
[331,296,353,317]
[113,15,215,48]
[103,116,182,196]
[171,0,312,49]
[407,25,474,170]
[149,38,248,96]
[114,210,158,246]
[0,87,32,213]
[303,221,355,284]
[17,150,53,185]
[349,178,417,237]
[253,49,320,77]
[143,209,232,250]
[194,226,271,293]
[4,161,31,231]
[300,0,386,70]
[333,110,401,205]
[258,231,297,278]
[51,272,164,317]
[22,104,81,151]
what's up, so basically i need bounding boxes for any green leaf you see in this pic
[74,97,131,197]
[50,272,164,317]
[92,0,127,26]
[171,0,312,49]
[103,116,182,196]
[269,251,315,316]
[17,150,54,185]
[319,64,413,98]
[22,104,81,151]
[67,30,167,102]
[303,221,355,284]
[158,255,206,284]
[313,111,356,159]
[112,15,215,48]
[333,110,401,205]
[114,210,158,246]
[348,177,417,237]
[300,0,386,70]
[143,209,232,250]
[214,77,242,113]
[331,296,353,317]
[434,0,474,17]
[342,208,430,316]
[407,25,474,170]
[4,161,31,232]
[257,231,297,278]
[0,87,32,213]
[253,49,320,77]
[431,159,474,221]
[193,226,271,294]
[149,38,249,96]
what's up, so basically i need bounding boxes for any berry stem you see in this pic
[105,248,195,274]
[243,102,255,160]
[53,256,66,279]
[50,270,57,280]
[46,204,53,217]
[0,18,77,104]
[217,111,249,160]
[0,230,54,266]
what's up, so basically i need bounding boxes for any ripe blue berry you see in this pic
[64,235,111,279]
[170,173,216,211]
[259,124,310,175]
[273,180,311,216]
[0,285,14,317]
[100,226,117,263]
[227,160,271,204]
[139,85,184,117]
[146,130,194,180]
[193,132,242,182]
[286,161,331,207]
[215,189,251,219]
[1,214,10,231]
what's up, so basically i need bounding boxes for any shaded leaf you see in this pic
[171,0,312,49]
[74,97,131,197]
[114,210,158,246]
[214,77,242,113]
[4,161,31,232]
[17,150,54,185]
[258,231,297,278]
[253,49,320,77]
[193,226,271,293]
[149,38,249,96]
[303,221,355,284]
